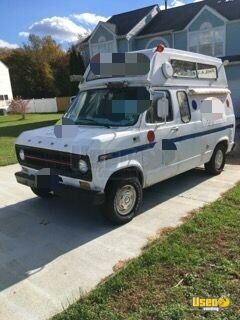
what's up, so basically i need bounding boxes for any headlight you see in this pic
[78,159,88,173]
[19,149,25,161]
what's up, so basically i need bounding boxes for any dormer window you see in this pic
[189,22,225,57]
[91,36,114,56]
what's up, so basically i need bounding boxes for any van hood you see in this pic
[15,124,119,155]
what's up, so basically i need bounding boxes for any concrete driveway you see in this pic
[0,159,240,320]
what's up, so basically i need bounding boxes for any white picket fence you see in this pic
[26,98,58,113]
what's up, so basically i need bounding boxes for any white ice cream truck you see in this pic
[15,46,235,224]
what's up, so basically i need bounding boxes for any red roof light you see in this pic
[155,44,165,53]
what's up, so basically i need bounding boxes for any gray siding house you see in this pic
[77,0,240,117]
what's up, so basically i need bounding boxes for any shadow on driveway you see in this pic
[0,167,213,292]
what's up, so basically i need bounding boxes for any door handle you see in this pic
[171,126,179,132]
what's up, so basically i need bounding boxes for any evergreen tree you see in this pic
[69,46,86,96]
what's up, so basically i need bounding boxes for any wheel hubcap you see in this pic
[115,185,137,216]
[215,149,224,169]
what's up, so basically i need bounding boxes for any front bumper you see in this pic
[15,171,105,205]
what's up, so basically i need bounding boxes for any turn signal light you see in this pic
[147,130,155,143]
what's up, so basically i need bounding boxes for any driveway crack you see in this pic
[178,194,209,203]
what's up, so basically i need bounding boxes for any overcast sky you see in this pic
[0,0,200,49]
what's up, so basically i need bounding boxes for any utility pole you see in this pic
[165,0,168,10]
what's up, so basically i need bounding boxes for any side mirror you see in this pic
[70,96,76,103]
[157,96,169,121]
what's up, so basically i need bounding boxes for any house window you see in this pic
[91,36,114,56]
[189,22,224,57]
[0,95,9,101]
[146,37,169,49]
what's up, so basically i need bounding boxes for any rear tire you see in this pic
[31,187,53,198]
[104,177,142,225]
[204,144,226,175]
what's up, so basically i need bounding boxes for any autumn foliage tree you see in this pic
[9,99,31,120]
[1,35,71,99]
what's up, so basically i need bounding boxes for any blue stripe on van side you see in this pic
[98,124,234,161]
[98,142,156,161]
[162,124,234,150]
[172,124,233,143]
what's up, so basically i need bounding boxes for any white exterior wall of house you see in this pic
[0,61,13,108]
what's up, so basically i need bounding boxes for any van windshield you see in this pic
[64,87,150,127]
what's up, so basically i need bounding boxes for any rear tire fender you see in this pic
[205,142,227,175]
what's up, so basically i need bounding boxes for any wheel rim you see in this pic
[114,185,137,216]
[215,149,224,170]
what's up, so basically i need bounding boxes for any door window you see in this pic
[177,91,191,123]
[146,91,173,123]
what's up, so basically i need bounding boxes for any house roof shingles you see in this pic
[81,0,240,45]
[139,0,240,36]
[80,4,157,44]
[107,4,157,35]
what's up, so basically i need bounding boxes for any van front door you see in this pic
[142,91,180,186]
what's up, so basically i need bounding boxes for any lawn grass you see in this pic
[53,183,240,320]
[0,114,61,166]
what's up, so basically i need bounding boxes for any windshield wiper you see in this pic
[76,118,111,128]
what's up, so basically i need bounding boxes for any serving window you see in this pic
[197,63,217,79]
[171,60,218,80]
[171,60,197,78]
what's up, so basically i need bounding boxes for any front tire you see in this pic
[204,144,226,175]
[104,177,142,224]
[31,187,53,198]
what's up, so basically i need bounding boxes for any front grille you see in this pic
[16,145,92,181]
